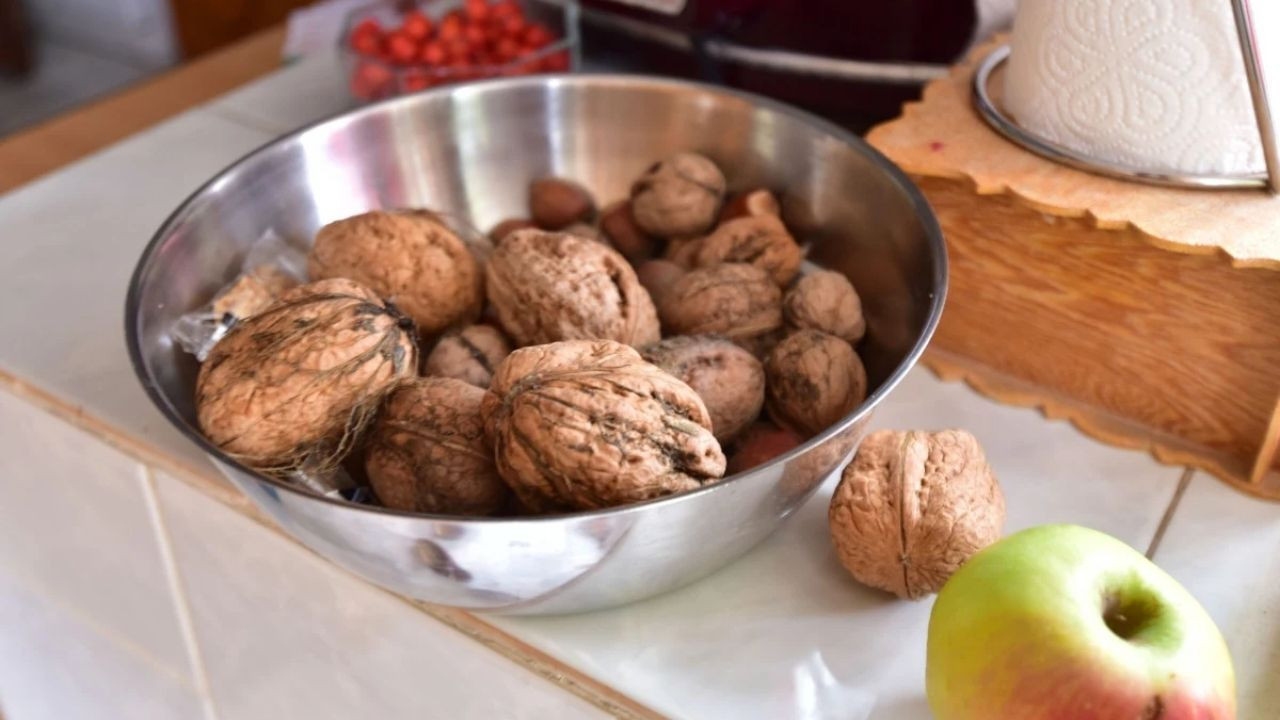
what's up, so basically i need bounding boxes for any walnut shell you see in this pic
[485,229,660,347]
[530,177,596,230]
[642,335,764,442]
[764,330,866,437]
[423,324,512,388]
[365,378,509,515]
[489,218,536,244]
[482,339,726,511]
[196,278,417,474]
[828,429,1005,599]
[662,235,703,268]
[695,214,803,287]
[630,153,726,238]
[600,200,657,264]
[634,259,687,307]
[783,270,866,344]
[658,263,782,343]
[308,210,483,336]
[211,265,297,320]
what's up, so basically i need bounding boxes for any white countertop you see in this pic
[1,52,1276,719]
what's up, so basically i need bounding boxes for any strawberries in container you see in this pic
[343,0,575,102]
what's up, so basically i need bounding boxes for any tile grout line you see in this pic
[140,466,220,720]
[1145,467,1194,560]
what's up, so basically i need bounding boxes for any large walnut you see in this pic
[485,229,660,347]
[482,340,725,511]
[784,270,866,344]
[365,378,510,516]
[828,429,1005,599]
[196,278,417,475]
[308,209,484,336]
[642,335,764,442]
[658,263,782,343]
[764,330,867,437]
[630,152,726,238]
[423,324,511,388]
[695,214,803,287]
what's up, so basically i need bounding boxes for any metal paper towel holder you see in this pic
[972,0,1280,193]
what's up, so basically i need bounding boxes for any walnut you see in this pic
[662,235,703,268]
[726,422,804,475]
[423,324,512,388]
[563,221,604,243]
[718,188,780,223]
[529,177,595,230]
[630,152,726,238]
[489,218,536,243]
[642,335,764,442]
[196,278,417,476]
[308,209,483,336]
[485,229,660,347]
[482,339,725,511]
[634,259,687,307]
[828,429,1005,599]
[784,270,866,343]
[764,330,866,437]
[695,214,803,287]
[365,378,510,515]
[600,200,657,264]
[658,263,782,344]
[211,265,296,320]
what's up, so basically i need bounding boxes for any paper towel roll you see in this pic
[1003,0,1270,176]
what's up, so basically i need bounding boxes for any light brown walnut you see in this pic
[630,153,726,238]
[365,378,510,516]
[764,329,866,437]
[828,429,1005,599]
[658,263,782,343]
[662,235,704,268]
[641,335,764,442]
[489,217,536,244]
[482,339,725,511]
[485,229,660,347]
[423,324,512,388]
[308,209,483,336]
[695,214,803,287]
[718,188,780,224]
[784,270,866,343]
[195,278,417,475]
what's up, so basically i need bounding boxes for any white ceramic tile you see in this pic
[153,473,609,720]
[0,387,192,676]
[490,367,1184,719]
[205,50,353,134]
[0,570,204,720]
[1150,474,1280,719]
[0,110,274,474]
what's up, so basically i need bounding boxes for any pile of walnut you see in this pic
[193,152,871,516]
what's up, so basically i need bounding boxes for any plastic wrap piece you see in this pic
[171,230,308,361]
[287,455,372,503]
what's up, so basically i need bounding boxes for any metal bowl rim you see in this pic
[124,72,948,524]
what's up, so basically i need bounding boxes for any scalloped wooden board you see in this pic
[868,38,1280,497]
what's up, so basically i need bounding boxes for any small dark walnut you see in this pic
[630,152,727,238]
[529,177,595,230]
[634,259,687,307]
[365,378,510,516]
[765,330,867,437]
[784,270,866,344]
[828,429,1005,599]
[308,209,483,336]
[600,200,657,264]
[482,340,726,511]
[486,229,660,347]
[658,263,782,344]
[718,188,780,224]
[642,335,764,442]
[489,218,537,244]
[423,324,512,388]
[695,214,803,287]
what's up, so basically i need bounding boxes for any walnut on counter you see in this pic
[423,324,512,388]
[783,270,866,344]
[828,429,1005,599]
[657,263,782,345]
[485,229,660,347]
[482,340,725,511]
[641,335,765,443]
[630,152,726,238]
[764,329,866,437]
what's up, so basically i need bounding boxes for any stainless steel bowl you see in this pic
[126,75,945,615]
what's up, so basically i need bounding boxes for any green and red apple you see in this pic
[926,524,1235,719]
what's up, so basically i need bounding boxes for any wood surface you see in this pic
[169,0,314,59]
[869,39,1280,497]
[0,26,285,195]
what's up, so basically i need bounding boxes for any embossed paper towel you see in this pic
[1003,0,1271,176]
